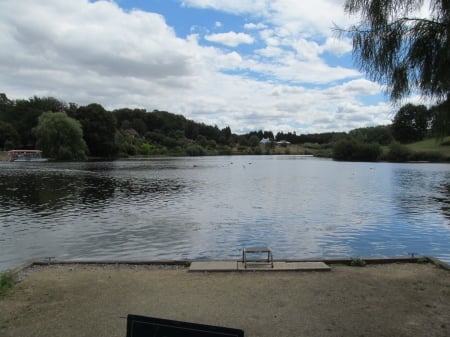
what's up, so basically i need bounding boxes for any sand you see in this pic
[1,262,450,337]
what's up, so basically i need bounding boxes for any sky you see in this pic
[0,0,419,134]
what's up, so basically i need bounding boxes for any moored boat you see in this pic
[8,150,48,162]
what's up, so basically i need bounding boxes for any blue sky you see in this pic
[0,0,413,134]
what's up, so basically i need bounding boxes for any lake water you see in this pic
[0,156,449,271]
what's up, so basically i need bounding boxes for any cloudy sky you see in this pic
[1,0,405,134]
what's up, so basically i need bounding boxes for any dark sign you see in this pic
[127,314,244,337]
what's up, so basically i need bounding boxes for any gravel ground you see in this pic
[1,263,450,337]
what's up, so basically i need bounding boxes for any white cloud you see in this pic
[0,0,394,135]
[181,0,270,15]
[183,0,353,37]
[321,37,353,56]
[204,31,255,47]
[268,0,351,37]
[243,54,360,85]
[325,79,382,98]
[244,22,268,30]
[255,46,284,58]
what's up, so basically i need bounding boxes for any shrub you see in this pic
[252,146,263,155]
[415,151,444,162]
[384,142,413,162]
[185,144,206,156]
[219,146,232,155]
[350,258,367,267]
[0,272,15,295]
[137,143,152,155]
[332,140,381,161]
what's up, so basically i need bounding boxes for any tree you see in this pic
[248,135,260,147]
[0,96,67,148]
[184,120,199,140]
[34,112,88,160]
[342,0,450,102]
[392,103,430,142]
[430,99,450,136]
[349,125,393,145]
[113,108,147,131]
[70,103,117,157]
[0,121,20,150]
[221,126,232,142]
[332,139,381,161]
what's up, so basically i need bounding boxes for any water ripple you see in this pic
[0,158,449,270]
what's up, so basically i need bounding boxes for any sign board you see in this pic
[127,314,244,337]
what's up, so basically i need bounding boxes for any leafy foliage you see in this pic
[332,139,382,161]
[342,0,450,102]
[430,99,450,136]
[275,131,347,145]
[341,1,450,137]
[185,144,207,156]
[350,258,367,267]
[0,272,15,295]
[392,103,430,143]
[384,142,414,162]
[34,112,88,160]
[349,125,393,145]
[70,103,117,157]
[0,121,20,150]
[0,93,448,161]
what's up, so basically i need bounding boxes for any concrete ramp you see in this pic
[189,261,330,272]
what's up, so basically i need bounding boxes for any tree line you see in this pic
[0,94,291,159]
[333,101,450,162]
[0,93,448,161]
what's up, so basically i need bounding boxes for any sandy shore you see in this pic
[1,262,450,337]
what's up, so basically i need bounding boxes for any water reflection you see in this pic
[0,166,187,212]
[434,183,450,220]
[0,170,114,212]
[0,157,449,270]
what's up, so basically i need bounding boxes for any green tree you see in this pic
[349,125,393,145]
[0,121,20,150]
[249,135,260,147]
[113,108,148,131]
[0,93,14,124]
[221,126,232,144]
[70,103,117,157]
[1,96,67,148]
[392,103,429,143]
[34,112,88,160]
[430,99,450,136]
[184,120,199,140]
[342,0,450,101]
[185,144,206,156]
[384,142,414,162]
[332,139,381,161]
[342,0,450,136]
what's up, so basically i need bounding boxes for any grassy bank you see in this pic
[406,136,450,160]
[229,144,318,156]
[377,137,450,162]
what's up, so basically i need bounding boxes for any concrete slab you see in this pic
[189,261,330,272]
[189,261,239,272]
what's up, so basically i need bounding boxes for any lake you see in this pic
[1,156,449,271]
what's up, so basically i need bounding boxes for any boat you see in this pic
[8,150,48,162]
